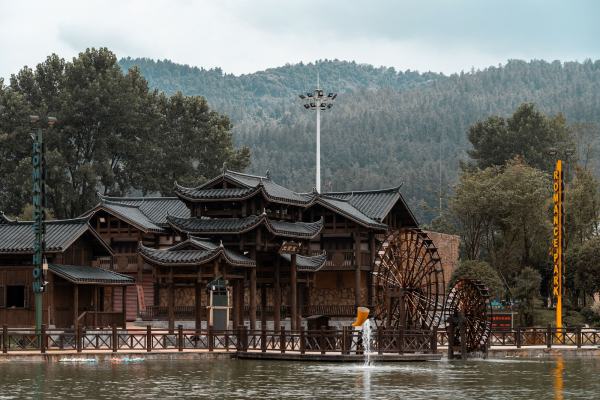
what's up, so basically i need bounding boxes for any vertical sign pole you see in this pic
[316,97,321,193]
[31,120,44,333]
[552,160,563,335]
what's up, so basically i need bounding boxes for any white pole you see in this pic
[316,101,321,193]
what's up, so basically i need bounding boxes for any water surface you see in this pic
[0,357,598,399]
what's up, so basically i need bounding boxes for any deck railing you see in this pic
[0,325,437,355]
[2,325,599,355]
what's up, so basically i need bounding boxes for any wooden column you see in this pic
[73,284,79,329]
[195,279,202,331]
[297,281,304,329]
[249,268,257,330]
[260,284,267,329]
[168,268,175,333]
[290,254,297,330]
[93,286,99,327]
[121,285,127,328]
[232,280,239,328]
[137,236,144,319]
[368,232,376,306]
[274,258,281,331]
[354,231,361,308]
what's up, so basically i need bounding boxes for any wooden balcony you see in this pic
[93,254,139,272]
[310,250,372,270]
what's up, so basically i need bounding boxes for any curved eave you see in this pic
[87,203,164,234]
[175,183,315,207]
[167,215,324,239]
[315,198,388,231]
[138,244,255,268]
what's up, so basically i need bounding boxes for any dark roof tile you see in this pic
[49,264,134,285]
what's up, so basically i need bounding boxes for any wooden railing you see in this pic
[140,306,201,321]
[302,305,356,317]
[76,311,126,329]
[0,325,437,355]
[2,325,600,355]
[310,250,372,269]
[436,326,600,348]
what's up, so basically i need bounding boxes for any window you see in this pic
[6,285,26,308]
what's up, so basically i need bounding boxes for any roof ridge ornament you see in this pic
[265,169,271,180]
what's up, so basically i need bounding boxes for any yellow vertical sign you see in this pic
[552,160,563,330]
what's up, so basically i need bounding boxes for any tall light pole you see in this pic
[299,77,336,193]
[30,115,56,333]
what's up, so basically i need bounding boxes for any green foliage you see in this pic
[119,58,600,223]
[0,48,249,219]
[448,260,505,299]
[447,158,551,280]
[467,103,575,173]
[566,237,600,307]
[513,267,542,326]
[565,167,600,246]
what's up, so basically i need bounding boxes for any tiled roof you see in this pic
[139,243,255,267]
[325,186,417,226]
[167,214,323,239]
[88,195,190,233]
[167,237,254,266]
[316,196,388,230]
[0,217,112,254]
[174,185,259,201]
[180,170,315,206]
[280,252,327,272]
[49,264,134,285]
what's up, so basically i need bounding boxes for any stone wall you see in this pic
[424,230,460,285]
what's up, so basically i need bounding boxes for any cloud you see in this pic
[0,0,598,80]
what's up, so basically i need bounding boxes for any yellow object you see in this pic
[552,160,563,334]
[351,307,370,327]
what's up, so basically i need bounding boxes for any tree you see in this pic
[448,158,551,283]
[0,48,250,218]
[565,167,600,247]
[513,267,542,326]
[448,260,505,299]
[566,238,600,307]
[467,103,575,173]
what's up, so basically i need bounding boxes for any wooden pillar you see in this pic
[260,284,267,329]
[73,284,79,329]
[137,238,144,319]
[354,232,361,308]
[249,268,257,330]
[195,280,202,331]
[93,286,99,327]
[297,281,304,329]
[168,268,175,333]
[274,258,281,331]
[368,232,376,306]
[121,285,127,328]
[291,254,297,330]
[232,280,239,328]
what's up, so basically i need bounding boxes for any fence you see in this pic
[2,325,599,355]
[436,326,600,349]
[0,325,436,355]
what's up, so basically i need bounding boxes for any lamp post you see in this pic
[299,78,337,193]
[30,115,56,332]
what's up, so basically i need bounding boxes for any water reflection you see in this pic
[554,357,564,400]
[0,358,599,399]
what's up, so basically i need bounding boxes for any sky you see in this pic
[1,0,599,79]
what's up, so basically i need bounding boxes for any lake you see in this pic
[0,357,598,399]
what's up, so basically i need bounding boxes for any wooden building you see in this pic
[0,213,133,328]
[84,195,189,320]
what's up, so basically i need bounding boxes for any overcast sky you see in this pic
[1,0,598,79]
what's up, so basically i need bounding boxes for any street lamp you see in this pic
[30,115,56,333]
[299,78,337,193]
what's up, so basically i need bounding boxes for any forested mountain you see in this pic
[119,58,600,223]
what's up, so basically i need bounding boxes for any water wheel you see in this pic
[371,228,446,330]
[445,279,492,354]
